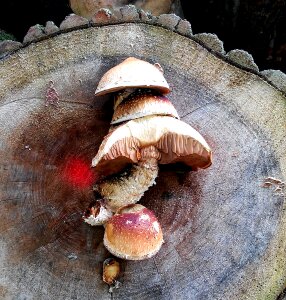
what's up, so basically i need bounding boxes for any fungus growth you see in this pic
[104,204,164,260]
[84,57,212,261]
[92,115,212,211]
[103,258,121,285]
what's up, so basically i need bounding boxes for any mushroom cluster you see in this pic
[84,57,212,260]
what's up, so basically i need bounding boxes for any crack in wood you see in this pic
[180,99,222,119]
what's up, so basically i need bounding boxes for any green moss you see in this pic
[0,29,16,41]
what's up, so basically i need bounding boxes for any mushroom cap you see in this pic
[104,204,164,260]
[111,90,180,125]
[94,57,170,96]
[92,115,212,176]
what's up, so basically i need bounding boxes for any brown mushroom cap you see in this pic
[94,57,170,96]
[104,204,164,260]
[111,90,180,125]
[92,115,212,176]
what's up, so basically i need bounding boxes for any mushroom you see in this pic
[94,57,170,97]
[104,204,164,260]
[103,258,121,285]
[83,199,113,226]
[84,57,212,263]
[89,57,211,214]
[111,89,179,125]
[92,115,212,211]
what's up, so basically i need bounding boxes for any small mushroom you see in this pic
[104,204,164,260]
[111,89,179,125]
[94,57,170,97]
[103,258,121,285]
[92,115,212,211]
[83,200,113,226]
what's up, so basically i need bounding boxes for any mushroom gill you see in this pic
[92,115,212,211]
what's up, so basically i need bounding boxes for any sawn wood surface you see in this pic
[0,23,286,300]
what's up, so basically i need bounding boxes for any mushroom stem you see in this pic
[94,146,160,212]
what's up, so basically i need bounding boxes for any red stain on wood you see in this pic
[61,157,96,188]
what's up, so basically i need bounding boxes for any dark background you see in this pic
[0,0,285,72]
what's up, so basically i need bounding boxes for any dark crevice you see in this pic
[277,286,286,300]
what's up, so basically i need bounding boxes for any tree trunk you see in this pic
[0,22,286,300]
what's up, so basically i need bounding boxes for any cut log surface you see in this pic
[0,23,286,300]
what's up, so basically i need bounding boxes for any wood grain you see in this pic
[0,23,286,300]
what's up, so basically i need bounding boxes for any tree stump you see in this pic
[0,22,286,300]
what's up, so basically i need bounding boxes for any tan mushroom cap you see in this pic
[94,57,170,96]
[92,115,212,176]
[111,90,179,125]
[104,204,164,260]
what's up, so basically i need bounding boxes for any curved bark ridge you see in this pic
[0,5,285,95]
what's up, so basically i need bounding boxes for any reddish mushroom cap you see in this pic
[111,90,179,125]
[94,57,170,96]
[92,115,212,177]
[104,204,164,260]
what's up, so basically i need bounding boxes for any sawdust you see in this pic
[261,176,285,195]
